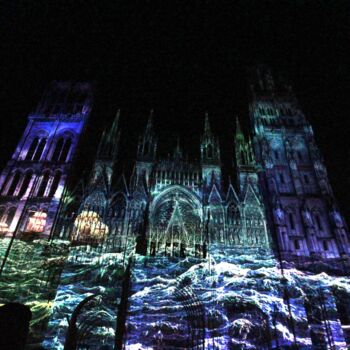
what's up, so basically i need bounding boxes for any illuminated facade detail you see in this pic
[249,66,350,259]
[0,71,350,350]
[72,210,108,243]
[26,210,47,233]
[65,110,269,257]
[0,81,92,238]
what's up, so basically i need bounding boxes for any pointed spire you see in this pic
[235,116,244,140]
[97,109,120,160]
[146,109,154,132]
[108,109,120,143]
[204,112,212,135]
[173,137,183,159]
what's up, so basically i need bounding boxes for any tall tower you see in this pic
[91,110,120,187]
[135,110,157,188]
[249,65,350,259]
[200,113,222,196]
[234,117,260,195]
[0,81,92,238]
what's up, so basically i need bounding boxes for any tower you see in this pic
[135,110,157,188]
[234,117,260,195]
[249,65,350,259]
[0,81,92,238]
[200,113,222,196]
[92,110,120,187]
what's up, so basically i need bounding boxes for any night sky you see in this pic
[1,1,350,217]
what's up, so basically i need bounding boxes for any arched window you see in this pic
[25,137,39,160]
[18,170,33,197]
[37,171,50,197]
[59,138,72,162]
[6,207,16,227]
[7,171,21,196]
[51,138,64,161]
[315,214,323,231]
[323,240,329,251]
[294,239,300,250]
[33,138,47,161]
[48,171,61,197]
[288,212,295,230]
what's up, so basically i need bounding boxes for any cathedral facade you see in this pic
[1,67,350,349]
[67,109,269,260]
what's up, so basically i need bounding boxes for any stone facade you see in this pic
[0,82,92,240]
[249,66,350,260]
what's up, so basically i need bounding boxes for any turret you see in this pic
[200,113,222,199]
[173,138,183,160]
[136,110,157,188]
[91,111,120,188]
[235,117,259,194]
[200,112,221,164]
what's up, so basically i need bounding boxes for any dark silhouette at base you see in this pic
[0,303,32,350]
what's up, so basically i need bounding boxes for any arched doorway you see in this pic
[149,186,203,257]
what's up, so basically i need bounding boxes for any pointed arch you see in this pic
[25,137,39,160]
[208,185,222,204]
[32,137,47,161]
[49,170,62,197]
[37,171,50,197]
[18,170,33,197]
[59,137,72,162]
[52,137,65,161]
[7,170,22,196]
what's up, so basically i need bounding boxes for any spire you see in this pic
[201,112,220,165]
[108,110,120,143]
[97,109,120,160]
[235,116,244,141]
[173,138,183,160]
[146,109,154,133]
[137,109,157,160]
[204,112,212,136]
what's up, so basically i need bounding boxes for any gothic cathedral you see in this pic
[0,68,350,349]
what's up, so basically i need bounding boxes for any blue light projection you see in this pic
[1,72,350,349]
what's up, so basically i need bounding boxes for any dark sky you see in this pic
[1,1,350,216]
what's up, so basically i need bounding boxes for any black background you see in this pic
[1,1,350,217]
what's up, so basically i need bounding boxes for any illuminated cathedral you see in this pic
[0,67,350,349]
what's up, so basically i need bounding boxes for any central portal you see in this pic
[148,186,204,257]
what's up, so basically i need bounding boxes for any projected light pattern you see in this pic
[42,245,349,349]
[1,69,350,349]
